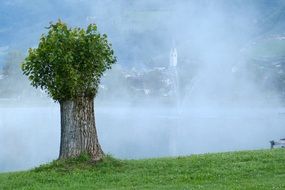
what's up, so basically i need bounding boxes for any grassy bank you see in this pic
[0,149,285,190]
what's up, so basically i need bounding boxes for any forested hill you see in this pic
[1,0,285,67]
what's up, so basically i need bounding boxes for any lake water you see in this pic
[1,105,285,172]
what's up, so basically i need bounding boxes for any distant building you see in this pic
[97,46,182,101]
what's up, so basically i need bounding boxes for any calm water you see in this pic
[1,105,285,172]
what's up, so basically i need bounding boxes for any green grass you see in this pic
[0,149,285,190]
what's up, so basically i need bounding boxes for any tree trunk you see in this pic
[59,96,104,161]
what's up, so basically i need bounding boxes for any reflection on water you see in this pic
[1,105,285,172]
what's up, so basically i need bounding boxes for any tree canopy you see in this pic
[22,20,116,101]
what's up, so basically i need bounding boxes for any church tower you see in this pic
[168,46,179,103]
[169,47,177,67]
[168,46,179,156]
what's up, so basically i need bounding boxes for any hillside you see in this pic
[0,149,284,190]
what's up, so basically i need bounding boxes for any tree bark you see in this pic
[59,96,104,161]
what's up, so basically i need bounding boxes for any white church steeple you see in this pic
[169,47,177,67]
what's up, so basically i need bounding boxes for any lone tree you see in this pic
[22,21,116,160]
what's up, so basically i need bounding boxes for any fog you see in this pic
[1,0,285,172]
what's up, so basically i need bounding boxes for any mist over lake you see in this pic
[1,104,284,172]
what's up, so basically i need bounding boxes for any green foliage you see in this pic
[22,20,116,101]
[1,149,285,189]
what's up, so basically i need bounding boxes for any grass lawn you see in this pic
[0,149,285,190]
